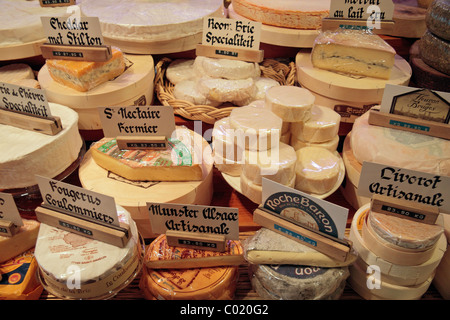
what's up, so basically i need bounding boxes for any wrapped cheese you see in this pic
[166,59,196,85]
[265,86,314,122]
[193,56,260,80]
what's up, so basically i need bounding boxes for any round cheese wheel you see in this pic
[250,264,348,300]
[425,0,450,41]
[0,63,35,83]
[197,77,257,103]
[290,135,339,152]
[265,86,314,122]
[212,117,244,163]
[166,59,196,85]
[290,105,340,143]
[193,56,260,80]
[350,109,450,176]
[173,79,221,106]
[294,147,341,194]
[242,142,297,185]
[0,103,83,190]
[419,30,450,75]
[35,206,143,300]
[229,105,282,151]
[213,152,242,177]
[368,211,444,250]
[139,264,238,300]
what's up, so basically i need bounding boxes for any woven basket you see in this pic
[154,57,297,124]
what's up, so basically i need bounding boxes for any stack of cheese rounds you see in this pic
[433,214,450,299]
[139,234,244,300]
[35,206,143,300]
[243,228,353,300]
[348,204,447,300]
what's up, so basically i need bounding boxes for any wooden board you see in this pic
[37,53,155,133]
[78,131,214,239]
[392,2,427,38]
[296,50,412,103]
[0,39,45,61]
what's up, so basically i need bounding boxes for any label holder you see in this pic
[165,230,227,252]
[40,43,112,62]
[196,44,264,63]
[253,207,352,262]
[35,203,131,248]
[116,135,168,150]
[0,219,20,237]
[0,107,62,135]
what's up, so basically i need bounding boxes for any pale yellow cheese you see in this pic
[0,219,40,264]
[290,135,339,152]
[265,86,315,122]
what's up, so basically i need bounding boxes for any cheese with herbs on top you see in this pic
[311,29,397,80]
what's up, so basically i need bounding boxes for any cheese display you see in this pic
[35,206,143,300]
[46,47,126,92]
[0,103,83,190]
[0,219,40,264]
[243,228,356,267]
[419,30,450,76]
[140,264,239,300]
[0,250,43,300]
[249,263,348,300]
[144,234,245,269]
[0,0,72,47]
[231,0,331,29]
[80,0,224,54]
[265,86,315,123]
[294,147,341,195]
[349,204,447,299]
[311,29,397,80]
[290,105,341,143]
[350,108,450,177]
[425,0,450,41]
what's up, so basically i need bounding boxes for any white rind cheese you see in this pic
[166,59,196,85]
[193,56,260,80]
[0,64,35,83]
[0,103,83,189]
[197,77,257,103]
[290,135,339,152]
[311,29,397,80]
[265,86,315,122]
[173,79,221,106]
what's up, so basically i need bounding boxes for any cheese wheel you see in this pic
[290,105,341,143]
[212,117,244,163]
[350,109,450,176]
[233,77,280,106]
[426,0,450,41]
[0,219,40,264]
[144,234,245,269]
[419,30,450,75]
[294,147,340,195]
[173,79,221,106]
[243,228,357,267]
[197,77,257,103]
[229,105,282,151]
[0,103,83,190]
[35,206,143,300]
[213,151,242,176]
[368,211,444,250]
[0,64,35,83]
[242,142,297,185]
[290,135,339,152]
[193,56,260,80]
[139,264,238,300]
[166,59,196,85]
[250,264,348,300]
[265,86,314,122]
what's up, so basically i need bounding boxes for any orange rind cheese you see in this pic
[46,47,125,92]
[144,234,245,269]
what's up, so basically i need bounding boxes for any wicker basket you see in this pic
[154,57,297,124]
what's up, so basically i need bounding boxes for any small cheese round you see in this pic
[426,0,450,41]
[233,77,280,106]
[290,135,339,152]
[173,79,221,106]
[193,56,260,80]
[265,86,315,122]
[197,77,257,103]
[166,59,195,84]
[0,63,35,83]
[294,146,340,194]
[212,117,244,162]
[229,105,282,151]
[242,142,297,185]
[290,105,341,143]
[368,211,444,250]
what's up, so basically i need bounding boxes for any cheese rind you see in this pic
[265,86,314,122]
[0,219,40,264]
[311,29,396,80]
[46,47,126,92]
[197,77,257,103]
[419,30,450,75]
[290,135,339,152]
[425,0,450,41]
[173,79,221,106]
[193,56,260,80]
[166,59,196,85]
[0,63,35,83]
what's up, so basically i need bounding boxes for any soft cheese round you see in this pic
[0,64,35,83]
[35,206,142,300]
[265,86,314,122]
[173,79,221,106]
[0,103,83,190]
[193,56,261,80]
[81,0,224,42]
[350,109,450,176]
[0,0,73,46]
[197,77,257,103]
[166,59,196,85]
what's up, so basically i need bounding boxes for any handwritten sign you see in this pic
[0,192,23,227]
[329,0,394,21]
[147,202,240,240]
[357,162,450,214]
[41,16,104,46]
[36,176,120,227]
[0,82,52,118]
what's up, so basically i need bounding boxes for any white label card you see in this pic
[202,17,261,50]
[357,162,449,214]
[36,176,120,227]
[98,106,176,138]
[261,179,348,239]
[41,15,104,46]
[329,0,394,21]
[0,192,23,227]
[147,202,240,240]
[0,82,52,118]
